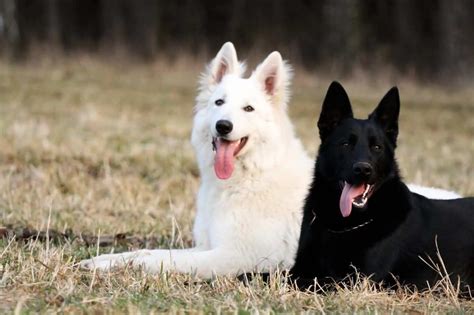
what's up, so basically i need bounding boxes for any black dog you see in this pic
[290,82,474,294]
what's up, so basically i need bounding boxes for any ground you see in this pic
[0,57,473,313]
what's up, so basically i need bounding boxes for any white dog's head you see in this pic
[192,42,294,180]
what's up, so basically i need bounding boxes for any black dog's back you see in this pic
[290,82,474,294]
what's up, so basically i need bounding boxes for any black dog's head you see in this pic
[316,81,400,218]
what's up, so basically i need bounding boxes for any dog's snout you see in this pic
[353,162,373,178]
[216,120,233,135]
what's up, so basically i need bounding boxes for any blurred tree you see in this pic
[0,0,24,59]
[0,0,472,81]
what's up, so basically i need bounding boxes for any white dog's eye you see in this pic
[215,99,224,106]
[243,105,254,112]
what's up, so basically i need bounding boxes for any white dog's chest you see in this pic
[193,180,302,268]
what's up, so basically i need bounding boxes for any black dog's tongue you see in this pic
[340,182,365,217]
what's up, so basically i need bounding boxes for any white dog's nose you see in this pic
[216,120,233,135]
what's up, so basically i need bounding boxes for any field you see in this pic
[0,57,473,313]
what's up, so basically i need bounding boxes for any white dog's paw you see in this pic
[79,259,107,270]
[79,256,124,270]
[80,250,152,271]
[80,253,127,270]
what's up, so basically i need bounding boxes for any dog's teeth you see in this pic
[362,185,371,199]
[353,200,364,207]
[352,194,369,208]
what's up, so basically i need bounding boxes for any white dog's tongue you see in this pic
[340,182,365,218]
[214,138,240,180]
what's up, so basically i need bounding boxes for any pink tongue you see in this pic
[214,139,240,180]
[339,182,366,218]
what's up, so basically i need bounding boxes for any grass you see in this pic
[0,56,473,313]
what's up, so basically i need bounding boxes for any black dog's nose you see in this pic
[216,120,233,135]
[353,162,373,178]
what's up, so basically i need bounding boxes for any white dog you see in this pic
[80,42,460,277]
[81,42,314,277]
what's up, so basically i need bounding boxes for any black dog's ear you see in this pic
[317,81,353,141]
[369,87,400,145]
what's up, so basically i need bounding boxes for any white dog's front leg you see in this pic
[79,248,199,271]
[80,247,244,277]
[132,248,244,277]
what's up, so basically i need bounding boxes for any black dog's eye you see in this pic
[243,105,254,112]
[372,144,382,151]
[340,141,350,148]
[215,99,224,106]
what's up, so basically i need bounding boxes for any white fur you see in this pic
[80,42,461,278]
[407,184,461,199]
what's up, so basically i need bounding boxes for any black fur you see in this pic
[290,82,474,294]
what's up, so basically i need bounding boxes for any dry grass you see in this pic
[0,56,473,313]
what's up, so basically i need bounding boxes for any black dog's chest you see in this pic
[314,227,396,281]
[312,220,451,287]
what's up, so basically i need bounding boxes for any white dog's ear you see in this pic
[196,42,244,112]
[207,42,240,84]
[253,51,292,108]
